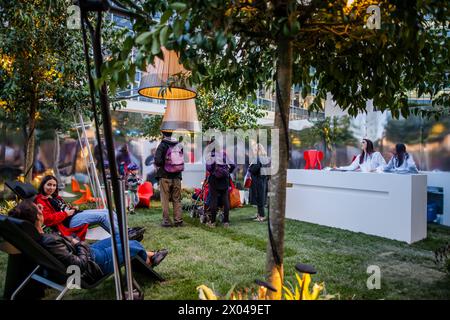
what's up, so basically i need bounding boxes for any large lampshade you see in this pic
[138,47,197,100]
[160,99,201,133]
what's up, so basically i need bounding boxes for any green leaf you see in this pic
[160,25,170,46]
[282,24,290,37]
[215,32,227,49]
[291,20,300,35]
[160,10,172,24]
[151,36,161,55]
[135,31,153,45]
[170,3,187,11]
[173,19,184,37]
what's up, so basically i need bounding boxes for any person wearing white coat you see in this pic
[383,143,419,173]
[338,139,386,172]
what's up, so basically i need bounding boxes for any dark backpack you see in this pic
[164,143,184,173]
[213,151,229,178]
[214,164,229,178]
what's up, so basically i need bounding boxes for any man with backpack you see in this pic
[154,131,185,227]
[205,145,236,228]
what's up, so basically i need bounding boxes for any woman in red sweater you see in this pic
[35,175,119,240]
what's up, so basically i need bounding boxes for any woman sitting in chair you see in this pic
[337,139,386,172]
[8,201,168,279]
[35,175,119,240]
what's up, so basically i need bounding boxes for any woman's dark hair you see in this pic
[38,175,59,197]
[120,144,129,153]
[359,139,375,164]
[8,200,39,224]
[395,143,407,167]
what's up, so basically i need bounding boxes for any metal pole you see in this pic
[107,177,123,299]
[78,112,106,208]
[75,115,97,200]
[120,178,134,300]
[80,10,124,300]
[86,10,130,299]
[73,115,95,193]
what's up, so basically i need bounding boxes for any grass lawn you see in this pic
[1,202,449,300]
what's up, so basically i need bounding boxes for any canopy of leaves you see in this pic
[195,86,266,131]
[103,0,449,119]
[0,0,92,133]
[298,116,357,149]
[135,85,265,139]
[138,114,163,140]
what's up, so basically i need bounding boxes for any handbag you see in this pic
[244,170,252,188]
[229,179,242,209]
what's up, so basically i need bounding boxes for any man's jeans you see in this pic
[90,237,147,274]
[69,209,119,234]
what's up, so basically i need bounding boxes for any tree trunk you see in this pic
[330,144,337,167]
[24,98,37,183]
[0,122,5,199]
[266,35,292,299]
[0,122,6,166]
[53,131,61,183]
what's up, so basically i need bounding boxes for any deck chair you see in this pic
[0,215,164,300]
[5,180,37,200]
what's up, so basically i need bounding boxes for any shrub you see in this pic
[0,200,18,215]
[434,242,450,275]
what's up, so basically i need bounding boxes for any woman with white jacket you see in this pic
[384,143,418,173]
[338,139,386,172]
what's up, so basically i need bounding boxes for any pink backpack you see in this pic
[164,143,184,173]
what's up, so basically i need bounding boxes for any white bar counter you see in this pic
[286,169,427,244]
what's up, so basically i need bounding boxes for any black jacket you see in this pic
[249,157,270,206]
[154,137,183,180]
[38,233,104,284]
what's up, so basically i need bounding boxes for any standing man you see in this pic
[154,131,184,227]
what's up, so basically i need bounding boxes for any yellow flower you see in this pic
[196,285,218,300]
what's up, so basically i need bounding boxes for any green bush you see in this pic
[434,242,450,275]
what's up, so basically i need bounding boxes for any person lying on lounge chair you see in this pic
[8,201,168,279]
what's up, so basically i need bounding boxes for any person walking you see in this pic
[154,131,184,227]
[206,144,236,228]
[248,143,270,222]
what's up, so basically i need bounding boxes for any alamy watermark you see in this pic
[366,265,381,290]
[66,4,381,30]
[171,128,280,176]
[66,265,81,290]
[67,5,81,30]
[366,5,381,30]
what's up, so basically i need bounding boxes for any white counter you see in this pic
[286,169,427,244]
[182,163,206,189]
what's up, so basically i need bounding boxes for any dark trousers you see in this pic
[253,176,267,217]
[209,187,230,223]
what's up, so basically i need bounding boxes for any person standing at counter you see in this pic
[337,139,386,172]
[384,143,418,173]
